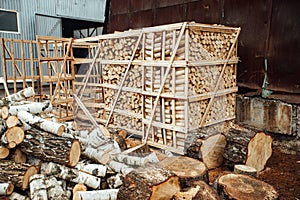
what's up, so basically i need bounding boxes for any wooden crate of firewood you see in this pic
[74,22,240,154]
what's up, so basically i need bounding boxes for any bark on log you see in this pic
[159,156,209,188]
[117,164,180,200]
[73,189,119,200]
[0,146,9,159]
[233,164,257,177]
[72,183,87,197]
[0,160,38,190]
[41,162,101,189]
[9,101,52,115]
[0,183,14,196]
[45,176,68,200]
[215,173,278,200]
[186,133,226,169]
[17,110,65,136]
[4,87,35,102]
[112,152,159,166]
[13,148,27,163]
[29,174,48,200]
[107,173,123,189]
[107,160,134,175]
[75,162,107,177]
[0,118,7,134]
[20,128,81,167]
[9,192,29,200]
[223,124,273,172]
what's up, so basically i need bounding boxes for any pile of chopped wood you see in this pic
[0,87,279,200]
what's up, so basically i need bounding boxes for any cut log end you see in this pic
[151,176,180,200]
[234,165,257,177]
[6,126,25,146]
[22,166,38,190]
[0,146,9,159]
[68,140,81,167]
[57,125,66,136]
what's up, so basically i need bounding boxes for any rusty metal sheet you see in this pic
[131,10,154,29]
[186,0,221,24]
[110,0,130,15]
[108,13,130,32]
[268,0,300,93]
[156,0,185,8]
[222,0,271,90]
[155,4,186,25]
[130,0,155,12]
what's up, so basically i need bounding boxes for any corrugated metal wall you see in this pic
[108,0,300,94]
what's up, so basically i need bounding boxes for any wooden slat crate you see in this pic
[74,22,241,154]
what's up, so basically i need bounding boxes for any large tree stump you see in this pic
[20,128,81,167]
[0,160,38,190]
[223,124,273,172]
[159,156,209,188]
[186,133,226,169]
[215,173,278,200]
[117,164,180,200]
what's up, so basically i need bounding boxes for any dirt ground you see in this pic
[209,149,300,200]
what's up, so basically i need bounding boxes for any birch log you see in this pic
[0,183,14,195]
[73,189,119,200]
[0,118,7,134]
[5,127,25,148]
[20,128,81,167]
[17,110,65,136]
[9,192,29,200]
[108,160,134,175]
[29,174,48,200]
[4,87,35,102]
[107,173,123,189]
[75,162,107,177]
[45,176,68,200]
[41,162,101,189]
[117,165,180,200]
[0,160,38,190]
[9,101,52,115]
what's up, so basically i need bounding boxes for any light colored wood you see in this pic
[0,182,14,196]
[45,176,68,200]
[0,146,9,159]
[6,116,19,128]
[9,101,53,115]
[6,126,25,148]
[73,189,119,200]
[29,174,48,200]
[234,164,257,177]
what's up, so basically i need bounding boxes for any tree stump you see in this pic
[223,124,272,172]
[159,156,209,188]
[215,173,278,200]
[20,128,81,167]
[117,164,180,200]
[0,160,38,190]
[186,133,226,169]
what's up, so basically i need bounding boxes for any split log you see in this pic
[0,183,14,196]
[75,162,107,177]
[117,164,180,200]
[159,156,209,188]
[223,124,273,172]
[186,133,226,169]
[173,181,221,200]
[4,87,35,102]
[41,162,101,189]
[0,146,9,159]
[9,101,52,115]
[29,174,48,200]
[0,160,38,190]
[215,173,278,200]
[73,189,119,200]
[20,128,81,167]
[9,192,29,200]
[107,173,123,189]
[17,110,65,136]
[234,164,257,177]
[45,176,68,200]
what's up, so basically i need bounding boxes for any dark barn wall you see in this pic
[108,0,300,94]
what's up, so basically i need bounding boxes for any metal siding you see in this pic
[35,15,62,37]
[56,0,106,22]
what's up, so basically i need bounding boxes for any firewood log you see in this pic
[173,181,221,200]
[29,174,48,200]
[107,173,123,189]
[107,160,134,175]
[233,164,257,177]
[112,152,159,167]
[41,162,101,189]
[0,106,9,119]
[0,146,9,159]
[20,128,81,167]
[5,116,19,128]
[73,189,119,200]
[17,110,65,136]
[13,148,27,163]
[75,162,107,177]
[9,192,29,200]
[159,156,209,188]
[0,183,14,196]
[72,183,87,197]
[4,87,35,103]
[0,160,38,190]
[5,127,25,148]
[9,101,52,115]
[0,118,7,135]
[215,173,278,200]
[223,124,273,172]
[45,176,68,200]
[117,164,180,200]
[186,133,226,169]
